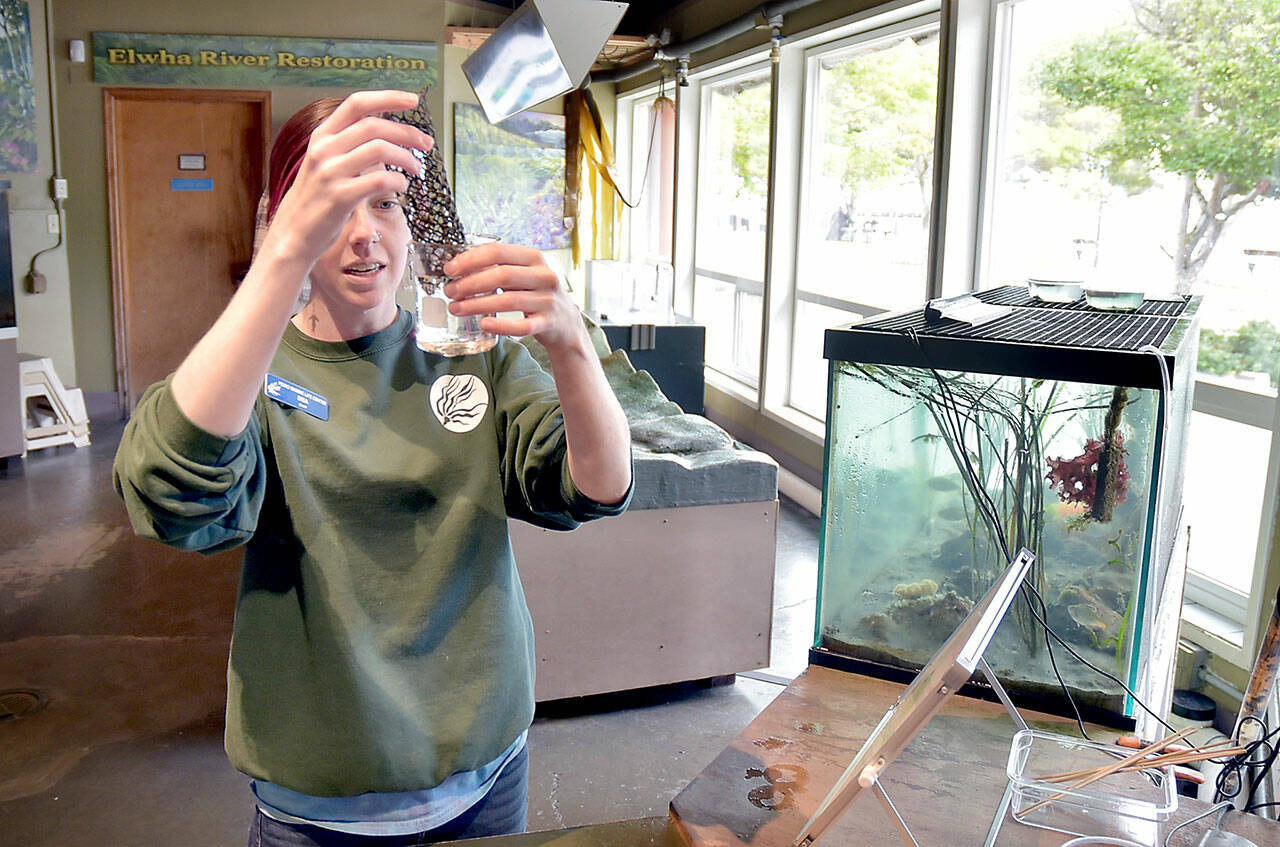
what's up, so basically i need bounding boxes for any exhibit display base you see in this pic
[512,499,778,703]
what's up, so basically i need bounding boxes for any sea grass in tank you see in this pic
[816,362,1159,715]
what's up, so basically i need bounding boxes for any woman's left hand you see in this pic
[441,243,587,354]
[442,242,630,505]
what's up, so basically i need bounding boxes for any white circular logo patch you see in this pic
[429,374,490,433]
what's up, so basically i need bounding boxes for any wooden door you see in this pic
[105,88,270,414]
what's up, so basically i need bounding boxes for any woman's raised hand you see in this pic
[441,244,587,354]
[262,90,432,269]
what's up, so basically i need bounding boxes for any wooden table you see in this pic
[455,817,675,846]
[666,666,1279,846]
[447,666,1278,846]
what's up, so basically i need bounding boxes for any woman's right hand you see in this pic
[260,90,432,271]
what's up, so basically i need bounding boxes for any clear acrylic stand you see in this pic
[794,551,1036,847]
[864,657,1028,847]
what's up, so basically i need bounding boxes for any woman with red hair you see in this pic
[114,90,632,846]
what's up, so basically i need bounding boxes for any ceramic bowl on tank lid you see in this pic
[1027,278,1084,303]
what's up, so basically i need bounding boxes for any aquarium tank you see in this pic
[814,287,1201,727]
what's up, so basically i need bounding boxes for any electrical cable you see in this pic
[1244,801,1280,812]
[26,209,63,286]
[1023,574,1094,741]
[1136,343,1172,601]
[879,351,1089,743]
[1021,577,1180,735]
[1243,721,1280,811]
[897,331,1103,738]
[611,86,670,211]
[946,398,1093,738]
[1163,802,1234,847]
[29,0,66,287]
[1210,715,1280,808]
[1212,717,1260,801]
[914,354,1099,741]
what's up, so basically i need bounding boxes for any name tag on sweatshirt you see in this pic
[264,374,329,421]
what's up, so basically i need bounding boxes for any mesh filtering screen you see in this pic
[384,93,468,245]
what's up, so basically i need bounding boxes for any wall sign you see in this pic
[93,32,438,89]
[177,154,205,171]
[171,178,213,192]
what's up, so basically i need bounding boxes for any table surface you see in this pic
[450,817,676,846]
[444,666,1278,846]
[667,666,1279,846]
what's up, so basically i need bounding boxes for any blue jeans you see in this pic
[247,745,529,847]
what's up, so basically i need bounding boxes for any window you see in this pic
[694,66,772,389]
[982,0,1280,647]
[983,0,1141,289]
[623,91,676,267]
[791,23,939,419]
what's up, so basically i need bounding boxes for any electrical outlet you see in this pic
[52,178,68,199]
[46,213,60,235]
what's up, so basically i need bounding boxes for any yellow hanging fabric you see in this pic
[567,90,624,267]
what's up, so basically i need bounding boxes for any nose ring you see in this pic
[370,230,382,243]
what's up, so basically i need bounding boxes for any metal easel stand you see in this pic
[870,779,922,847]
[976,657,1031,847]
[864,658,1029,847]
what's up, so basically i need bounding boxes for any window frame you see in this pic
[787,14,942,419]
[690,60,776,394]
[1185,377,1278,633]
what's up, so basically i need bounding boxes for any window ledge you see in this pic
[704,369,759,407]
[1180,600,1248,668]
[762,403,826,446]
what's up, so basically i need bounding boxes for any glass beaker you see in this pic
[408,235,499,356]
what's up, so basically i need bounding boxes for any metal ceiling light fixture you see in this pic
[462,0,629,124]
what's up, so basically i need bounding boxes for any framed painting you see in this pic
[453,102,570,251]
[0,0,37,173]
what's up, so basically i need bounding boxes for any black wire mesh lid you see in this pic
[859,308,1180,351]
[825,286,1202,390]
[856,286,1192,351]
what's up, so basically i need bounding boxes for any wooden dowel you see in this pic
[1037,745,1249,785]
[1038,741,1243,782]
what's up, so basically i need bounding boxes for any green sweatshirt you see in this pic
[113,309,628,797]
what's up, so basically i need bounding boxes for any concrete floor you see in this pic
[0,417,819,846]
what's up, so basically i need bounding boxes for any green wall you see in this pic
[53,0,464,394]
[4,0,76,386]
